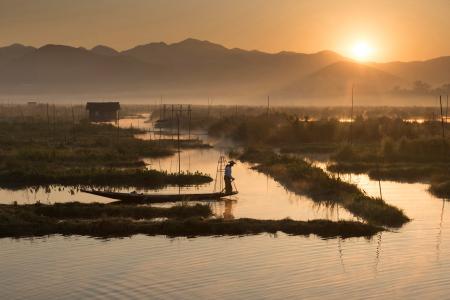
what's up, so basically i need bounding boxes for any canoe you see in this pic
[81,189,238,204]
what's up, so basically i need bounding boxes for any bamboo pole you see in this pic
[446,94,448,125]
[46,103,50,139]
[171,104,174,141]
[159,95,162,120]
[377,159,383,201]
[117,110,120,139]
[349,85,354,145]
[177,112,181,176]
[71,105,75,141]
[52,104,56,140]
[188,104,192,140]
[439,95,445,139]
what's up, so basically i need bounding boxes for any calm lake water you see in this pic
[1,115,450,299]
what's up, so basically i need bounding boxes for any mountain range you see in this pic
[0,38,448,104]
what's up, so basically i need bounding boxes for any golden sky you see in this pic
[0,0,449,62]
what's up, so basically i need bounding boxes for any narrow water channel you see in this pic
[2,115,450,299]
[0,115,354,221]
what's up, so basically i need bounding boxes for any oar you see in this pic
[232,179,238,193]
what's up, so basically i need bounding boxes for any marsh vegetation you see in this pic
[1,103,448,239]
[236,148,409,227]
[0,202,382,238]
[0,110,212,189]
[197,107,450,199]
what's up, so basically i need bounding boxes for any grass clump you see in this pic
[329,138,450,199]
[210,113,450,200]
[30,202,213,219]
[238,148,409,227]
[329,162,450,199]
[143,218,383,239]
[0,202,383,238]
[429,181,450,199]
[332,137,450,164]
[0,120,212,189]
[0,167,212,189]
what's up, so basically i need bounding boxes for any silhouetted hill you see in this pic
[0,44,36,66]
[121,38,230,65]
[0,39,346,97]
[91,45,119,56]
[276,61,402,97]
[0,44,162,94]
[0,39,448,103]
[374,56,450,85]
[120,38,345,93]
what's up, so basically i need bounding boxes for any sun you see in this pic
[351,41,374,61]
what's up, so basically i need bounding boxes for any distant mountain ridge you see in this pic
[0,39,448,103]
[276,61,403,98]
[0,43,35,67]
[373,56,450,86]
[91,45,119,56]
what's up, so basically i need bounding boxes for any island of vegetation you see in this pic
[203,108,449,199]
[4,104,449,239]
[0,202,383,239]
[235,148,410,227]
[0,113,212,189]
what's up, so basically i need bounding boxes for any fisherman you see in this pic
[224,161,236,194]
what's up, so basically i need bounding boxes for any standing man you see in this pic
[224,161,236,194]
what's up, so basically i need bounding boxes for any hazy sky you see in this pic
[0,0,449,62]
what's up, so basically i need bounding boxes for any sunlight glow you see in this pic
[351,41,374,61]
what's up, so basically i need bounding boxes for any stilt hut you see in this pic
[86,102,120,122]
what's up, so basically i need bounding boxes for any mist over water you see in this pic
[1,174,450,299]
[1,114,450,299]
[1,1,449,298]
[0,38,447,107]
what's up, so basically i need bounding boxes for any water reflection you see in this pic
[223,199,235,220]
[146,147,354,221]
[337,236,346,272]
[0,186,110,205]
[374,232,383,275]
[3,115,450,298]
[436,199,445,261]
[318,160,450,276]
[0,146,354,223]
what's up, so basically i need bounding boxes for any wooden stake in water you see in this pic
[377,165,383,201]
[446,94,448,125]
[267,96,270,119]
[440,95,445,139]
[171,104,174,141]
[177,113,181,176]
[116,110,120,138]
[349,85,354,145]
[159,95,163,120]
[71,105,75,141]
[188,104,192,140]
[52,104,56,139]
[46,103,50,139]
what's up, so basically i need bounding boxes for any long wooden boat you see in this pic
[81,189,238,204]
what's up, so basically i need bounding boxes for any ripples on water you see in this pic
[1,116,450,298]
[2,223,450,299]
[0,147,354,221]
